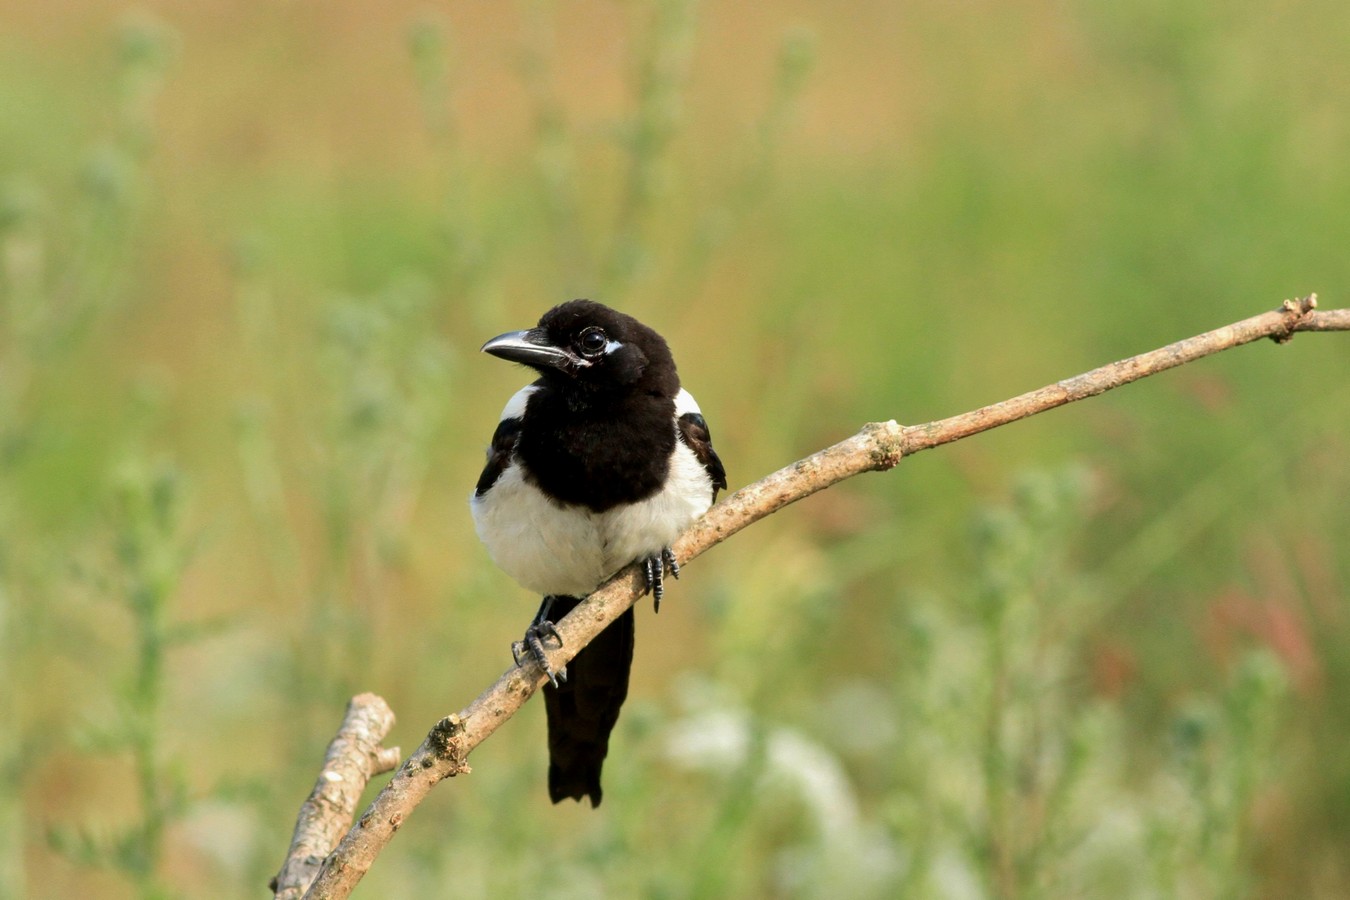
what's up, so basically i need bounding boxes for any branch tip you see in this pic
[373,747,402,773]
[270,692,399,900]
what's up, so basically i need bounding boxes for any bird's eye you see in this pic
[578,327,608,357]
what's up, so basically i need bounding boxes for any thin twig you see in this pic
[297,296,1342,899]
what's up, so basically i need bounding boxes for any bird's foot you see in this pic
[642,547,681,613]
[512,616,567,688]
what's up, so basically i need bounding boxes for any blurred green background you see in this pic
[2,1,1349,897]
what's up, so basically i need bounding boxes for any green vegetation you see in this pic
[2,2,1348,897]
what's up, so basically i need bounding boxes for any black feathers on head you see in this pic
[535,300,678,397]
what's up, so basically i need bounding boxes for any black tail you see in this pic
[538,594,635,807]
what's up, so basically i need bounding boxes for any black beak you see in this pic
[481,328,577,372]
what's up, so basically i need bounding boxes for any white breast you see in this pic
[470,464,610,597]
[599,440,713,572]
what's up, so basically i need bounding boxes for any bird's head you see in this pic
[480,300,677,396]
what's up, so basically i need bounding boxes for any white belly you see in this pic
[470,441,713,597]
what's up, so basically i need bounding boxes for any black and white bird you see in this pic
[471,299,726,807]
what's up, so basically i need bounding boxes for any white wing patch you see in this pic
[500,384,537,422]
[674,387,702,417]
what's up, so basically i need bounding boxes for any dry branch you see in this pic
[270,694,400,900]
[286,296,1344,899]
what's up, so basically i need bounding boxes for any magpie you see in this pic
[470,299,726,807]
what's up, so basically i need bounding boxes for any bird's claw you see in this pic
[643,547,681,613]
[513,619,567,688]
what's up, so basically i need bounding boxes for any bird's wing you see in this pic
[474,418,521,496]
[675,388,727,500]
[474,385,536,496]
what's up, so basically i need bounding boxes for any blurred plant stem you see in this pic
[517,0,593,289]
[49,15,171,360]
[675,26,816,298]
[603,0,700,299]
[0,558,22,900]
[0,14,171,429]
[969,469,1095,899]
[1155,651,1288,899]
[48,454,195,900]
[0,16,174,897]
[406,14,492,330]
[685,723,770,899]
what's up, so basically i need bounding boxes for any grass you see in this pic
[3,1,1349,897]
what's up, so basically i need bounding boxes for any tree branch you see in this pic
[271,693,400,900]
[294,295,1343,899]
